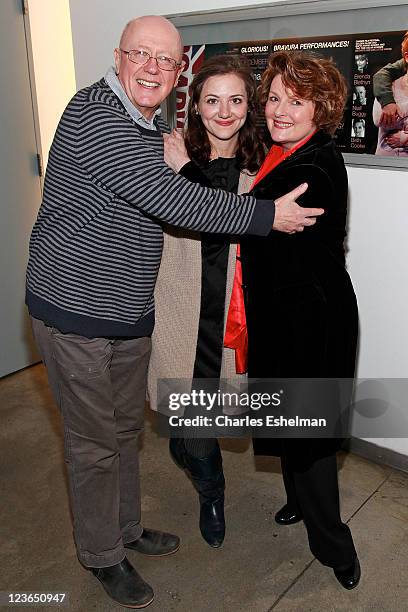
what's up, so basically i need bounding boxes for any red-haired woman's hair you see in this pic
[258,51,348,135]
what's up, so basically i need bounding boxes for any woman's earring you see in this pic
[194,108,200,115]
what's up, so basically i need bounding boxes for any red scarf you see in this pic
[224,132,316,373]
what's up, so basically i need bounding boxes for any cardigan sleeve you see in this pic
[179,162,275,235]
[75,101,274,236]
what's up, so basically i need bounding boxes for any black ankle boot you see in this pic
[169,438,225,548]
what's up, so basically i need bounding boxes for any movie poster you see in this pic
[175,30,407,157]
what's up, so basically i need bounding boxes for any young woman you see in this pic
[148,55,264,548]
[241,51,361,590]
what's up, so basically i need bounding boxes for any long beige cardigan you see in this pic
[148,171,256,412]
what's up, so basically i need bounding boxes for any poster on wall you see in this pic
[176,30,407,159]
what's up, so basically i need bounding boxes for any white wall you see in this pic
[69,0,286,88]
[27,0,76,168]
[347,167,408,456]
[67,0,408,457]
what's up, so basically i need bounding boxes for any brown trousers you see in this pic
[31,317,151,568]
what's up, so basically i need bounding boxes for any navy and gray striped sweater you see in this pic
[26,77,274,337]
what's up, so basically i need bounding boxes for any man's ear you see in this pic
[173,60,186,88]
[114,48,121,75]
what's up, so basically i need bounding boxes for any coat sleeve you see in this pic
[252,152,347,264]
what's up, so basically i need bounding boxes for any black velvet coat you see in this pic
[241,131,358,458]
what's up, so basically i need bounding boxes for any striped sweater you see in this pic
[26,76,274,337]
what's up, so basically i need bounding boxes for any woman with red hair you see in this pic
[242,51,360,590]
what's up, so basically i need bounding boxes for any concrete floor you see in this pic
[1,364,408,612]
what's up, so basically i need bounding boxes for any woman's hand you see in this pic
[163,129,191,172]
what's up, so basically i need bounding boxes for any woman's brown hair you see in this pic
[258,51,348,135]
[184,55,265,173]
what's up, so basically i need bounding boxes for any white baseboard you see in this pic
[345,438,408,473]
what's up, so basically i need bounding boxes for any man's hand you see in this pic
[379,103,403,128]
[385,130,408,149]
[273,183,324,234]
[163,129,190,172]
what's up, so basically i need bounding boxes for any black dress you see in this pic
[180,157,240,452]
[190,157,240,380]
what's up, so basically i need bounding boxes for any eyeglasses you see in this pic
[119,48,181,71]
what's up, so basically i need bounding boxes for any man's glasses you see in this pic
[120,48,181,72]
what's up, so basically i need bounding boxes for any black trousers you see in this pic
[281,449,356,570]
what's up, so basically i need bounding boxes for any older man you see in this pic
[26,15,323,608]
[353,85,367,106]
